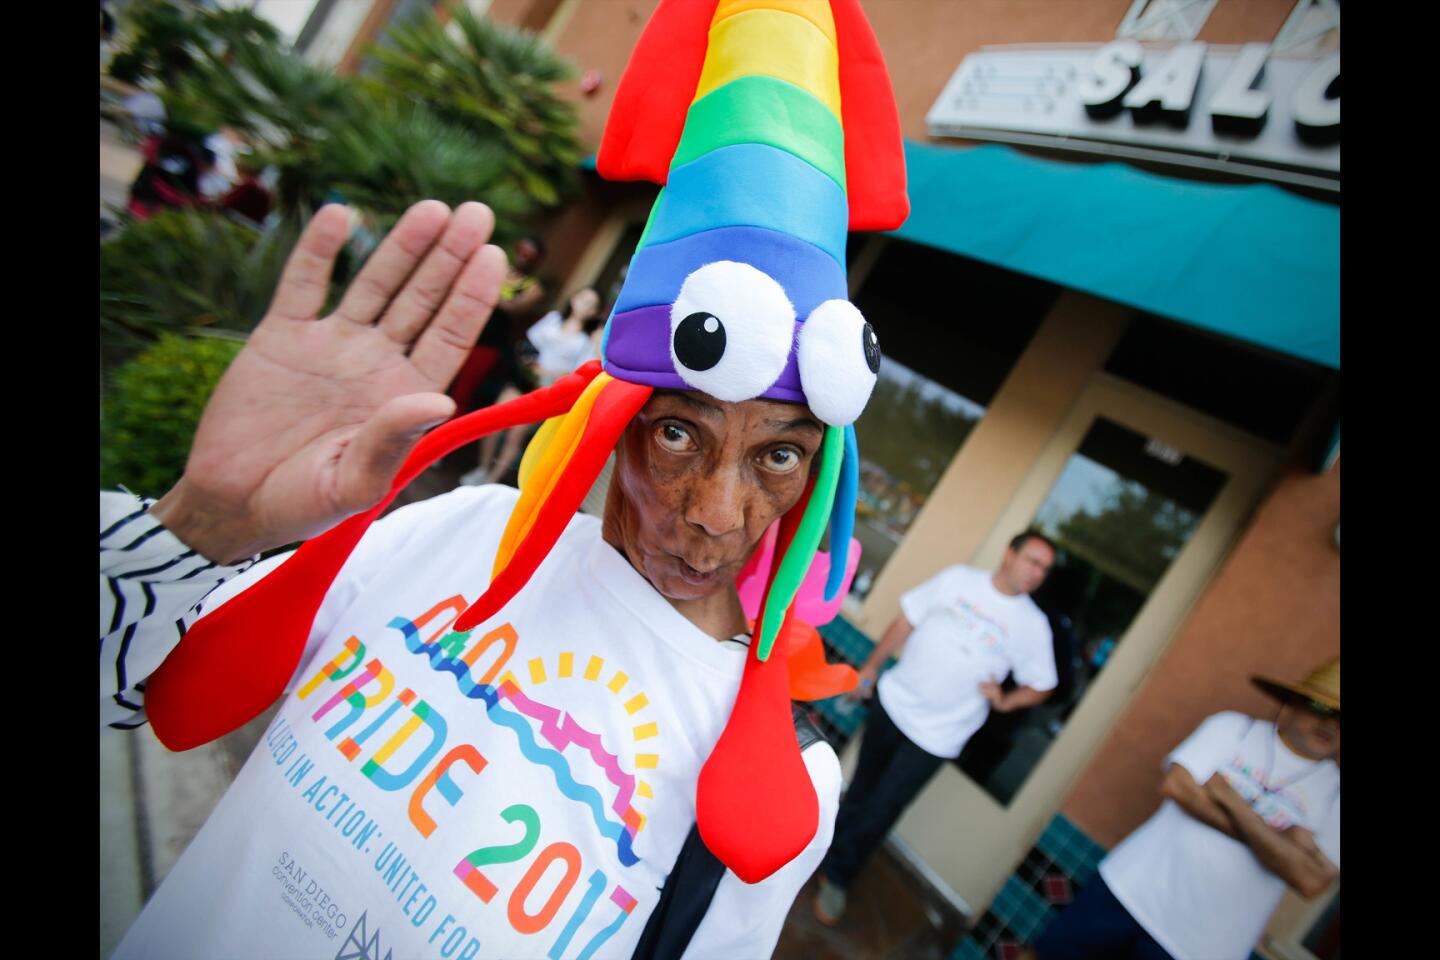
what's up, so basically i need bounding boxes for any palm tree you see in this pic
[364,2,585,208]
[101,0,582,363]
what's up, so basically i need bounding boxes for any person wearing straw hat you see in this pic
[1022,658,1341,960]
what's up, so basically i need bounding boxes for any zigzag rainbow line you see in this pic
[387,617,640,866]
[500,684,640,822]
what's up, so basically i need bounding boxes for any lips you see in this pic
[675,556,720,587]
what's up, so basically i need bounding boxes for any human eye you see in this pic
[655,421,698,454]
[759,446,803,475]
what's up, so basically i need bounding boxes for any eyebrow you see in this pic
[655,390,824,436]
[765,416,823,435]
[659,390,724,421]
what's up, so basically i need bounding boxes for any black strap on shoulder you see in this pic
[792,700,825,752]
[630,703,828,959]
[628,817,727,960]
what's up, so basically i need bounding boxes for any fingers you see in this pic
[378,202,496,347]
[407,242,509,386]
[335,392,457,511]
[266,204,354,323]
[332,200,452,328]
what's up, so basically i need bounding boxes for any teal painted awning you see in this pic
[891,142,1339,370]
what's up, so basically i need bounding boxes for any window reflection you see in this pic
[849,358,983,599]
[956,417,1227,805]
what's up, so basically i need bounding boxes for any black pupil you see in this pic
[674,311,726,372]
[862,322,881,374]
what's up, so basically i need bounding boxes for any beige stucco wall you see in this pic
[852,291,1129,635]
[1061,458,1342,847]
[531,0,1302,152]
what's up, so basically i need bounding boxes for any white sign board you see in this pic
[926,44,1339,191]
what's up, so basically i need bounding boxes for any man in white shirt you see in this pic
[1023,659,1341,960]
[813,534,1058,925]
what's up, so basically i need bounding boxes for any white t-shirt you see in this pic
[114,485,840,960]
[1100,711,1341,960]
[528,311,597,386]
[877,565,1055,759]
[199,132,240,198]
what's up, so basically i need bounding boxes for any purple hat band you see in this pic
[602,304,807,405]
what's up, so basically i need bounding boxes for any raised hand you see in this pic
[149,200,507,564]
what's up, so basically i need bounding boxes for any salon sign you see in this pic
[927,43,1339,189]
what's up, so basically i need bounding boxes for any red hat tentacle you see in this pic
[695,477,819,883]
[145,364,604,751]
[454,376,653,632]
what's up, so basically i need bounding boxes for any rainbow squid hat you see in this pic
[145,0,908,884]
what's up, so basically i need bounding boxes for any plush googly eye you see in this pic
[670,261,795,402]
[796,299,880,426]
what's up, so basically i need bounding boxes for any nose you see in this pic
[684,465,747,539]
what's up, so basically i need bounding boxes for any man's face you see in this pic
[996,537,1055,596]
[1279,701,1341,760]
[515,239,541,272]
[605,390,824,602]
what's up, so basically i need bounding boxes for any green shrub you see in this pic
[101,333,244,497]
[366,3,584,209]
[99,209,298,369]
[106,0,279,88]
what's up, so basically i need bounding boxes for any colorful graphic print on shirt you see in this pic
[944,597,1012,658]
[1219,755,1314,831]
[271,592,672,959]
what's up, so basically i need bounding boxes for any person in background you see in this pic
[1023,659,1341,960]
[460,286,603,485]
[199,128,246,200]
[526,286,603,387]
[813,532,1058,925]
[217,152,273,227]
[100,0,117,70]
[501,235,547,315]
[453,236,548,485]
[127,132,215,221]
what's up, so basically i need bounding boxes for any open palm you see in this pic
[153,201,507,563]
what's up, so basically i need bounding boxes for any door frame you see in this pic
[887,369,1284,914]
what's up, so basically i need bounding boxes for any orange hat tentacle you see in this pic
[145,364,605,751]
[454,376,654,632]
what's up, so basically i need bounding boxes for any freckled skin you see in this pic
[602,390,824,641]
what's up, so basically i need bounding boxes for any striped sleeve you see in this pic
[100,490,258,731]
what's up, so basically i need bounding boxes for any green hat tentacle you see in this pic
[757,423,844,659]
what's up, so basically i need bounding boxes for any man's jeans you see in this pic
[820,697,945,889]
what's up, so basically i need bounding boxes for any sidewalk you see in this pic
[99,118,140,222]
[98,706,278,958]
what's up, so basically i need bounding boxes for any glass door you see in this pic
[956,416,1228,804]
[889,372,1281,916]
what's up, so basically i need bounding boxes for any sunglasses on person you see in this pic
[1301,697,1340,722]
